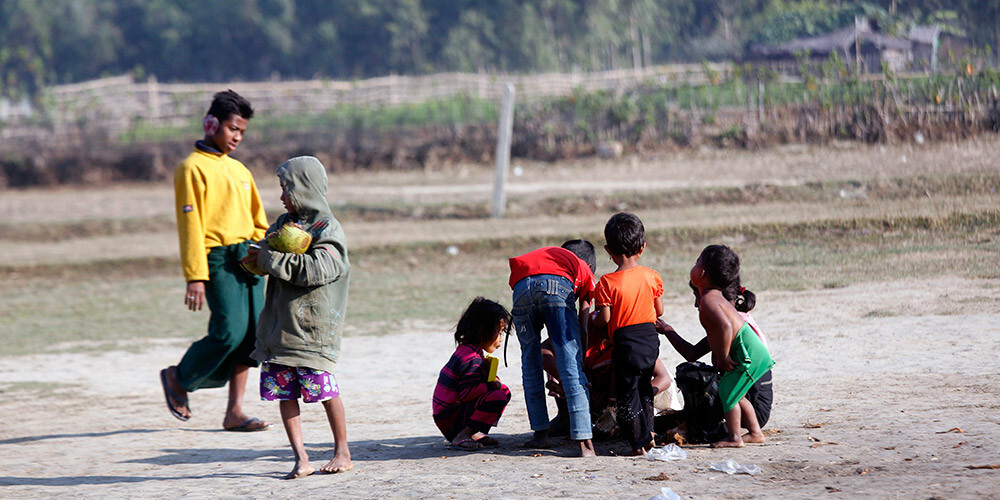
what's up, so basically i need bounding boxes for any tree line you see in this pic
[1,0,997,102]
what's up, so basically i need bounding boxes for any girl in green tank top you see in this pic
[690,245,774,448]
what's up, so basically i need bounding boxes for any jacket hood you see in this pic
[277,156,330,220]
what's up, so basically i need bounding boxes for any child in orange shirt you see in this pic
[593,212,664,455]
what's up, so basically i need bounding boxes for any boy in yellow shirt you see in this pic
[159,90,271,432]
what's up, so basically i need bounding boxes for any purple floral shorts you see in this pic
[260,362,340,403]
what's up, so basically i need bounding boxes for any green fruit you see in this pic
[268,223,312,254]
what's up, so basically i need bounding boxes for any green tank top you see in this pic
[718,322,775,413]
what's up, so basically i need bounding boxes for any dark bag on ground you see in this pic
[674,361,728,443]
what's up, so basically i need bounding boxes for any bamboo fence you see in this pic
[1,63,996,148]
[1,63,731,140]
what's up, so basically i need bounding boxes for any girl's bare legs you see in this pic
[711,398,744,448]
[279,399,314,479]
[739,398,765,443]
[713,398,763,448]
[319,396,353,473]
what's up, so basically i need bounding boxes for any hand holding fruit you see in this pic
[240,243,266,276]
[240,222,312,276]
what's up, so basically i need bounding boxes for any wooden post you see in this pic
[148,74,159,122]
[148,74,164,176]
[758,80,765,125]
[854,16,861,75]
[491,83,516,218]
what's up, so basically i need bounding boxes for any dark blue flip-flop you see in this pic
[160,368,190,422]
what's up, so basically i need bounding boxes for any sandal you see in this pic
[452,438,484,451]
[160,368,190,422]
[475,435,499,448]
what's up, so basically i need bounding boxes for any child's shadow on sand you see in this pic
[351,433,590,461]
[123,432,589,467]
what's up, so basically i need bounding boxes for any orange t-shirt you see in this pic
[594,265,663,336]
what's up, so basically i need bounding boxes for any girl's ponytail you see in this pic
[734,286,756,312]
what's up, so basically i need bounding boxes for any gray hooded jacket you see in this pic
[251,156,350,373]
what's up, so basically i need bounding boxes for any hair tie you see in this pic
[739,286,746,294]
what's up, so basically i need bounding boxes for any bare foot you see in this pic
[547,416,570,438]
[711,437,745,448]
[320,454,353,473]
[521,430,551,449]
[741,431,766,444]
[284,461,315,480]
[222,416,270,432]
[579,440,596,457]
[222,405,271,431]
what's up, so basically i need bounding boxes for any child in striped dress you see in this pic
[432,297,512,450]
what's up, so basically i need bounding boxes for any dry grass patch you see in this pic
[6,209,993,355]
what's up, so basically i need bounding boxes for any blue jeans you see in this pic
[512,274,592,440]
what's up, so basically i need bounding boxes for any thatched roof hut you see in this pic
[747,18,916,73]
[908,24,942,70]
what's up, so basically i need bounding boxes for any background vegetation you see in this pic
[2,0,998,101]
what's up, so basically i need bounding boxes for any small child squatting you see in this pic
[433,297,513,451]
[689,244,774,448]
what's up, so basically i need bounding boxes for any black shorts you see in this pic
[745,370,773,428]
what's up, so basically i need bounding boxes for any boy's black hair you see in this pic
[604,212,645,257]
[561,239,596,273]
[698,244,756,312]
[207,89,254,121]
[454,296,512,348]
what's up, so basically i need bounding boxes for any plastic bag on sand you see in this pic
[648,487,681,500]
[709,458,761,475]
[646,443,688,461]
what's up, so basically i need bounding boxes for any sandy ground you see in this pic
[2,140,999,498]
[1,277,998,499]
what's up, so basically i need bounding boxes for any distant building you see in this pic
[747,18,943,74]
[936,32,975,66]
[908,24,941,71]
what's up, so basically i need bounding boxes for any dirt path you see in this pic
[4,140,999,269]
[1,278,998,499]
[3,192,997,269]
[2,139,997,225]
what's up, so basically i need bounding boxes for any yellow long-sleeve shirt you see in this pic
[174,147,268,282]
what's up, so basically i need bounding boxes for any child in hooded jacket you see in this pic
[249,156,352,479]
